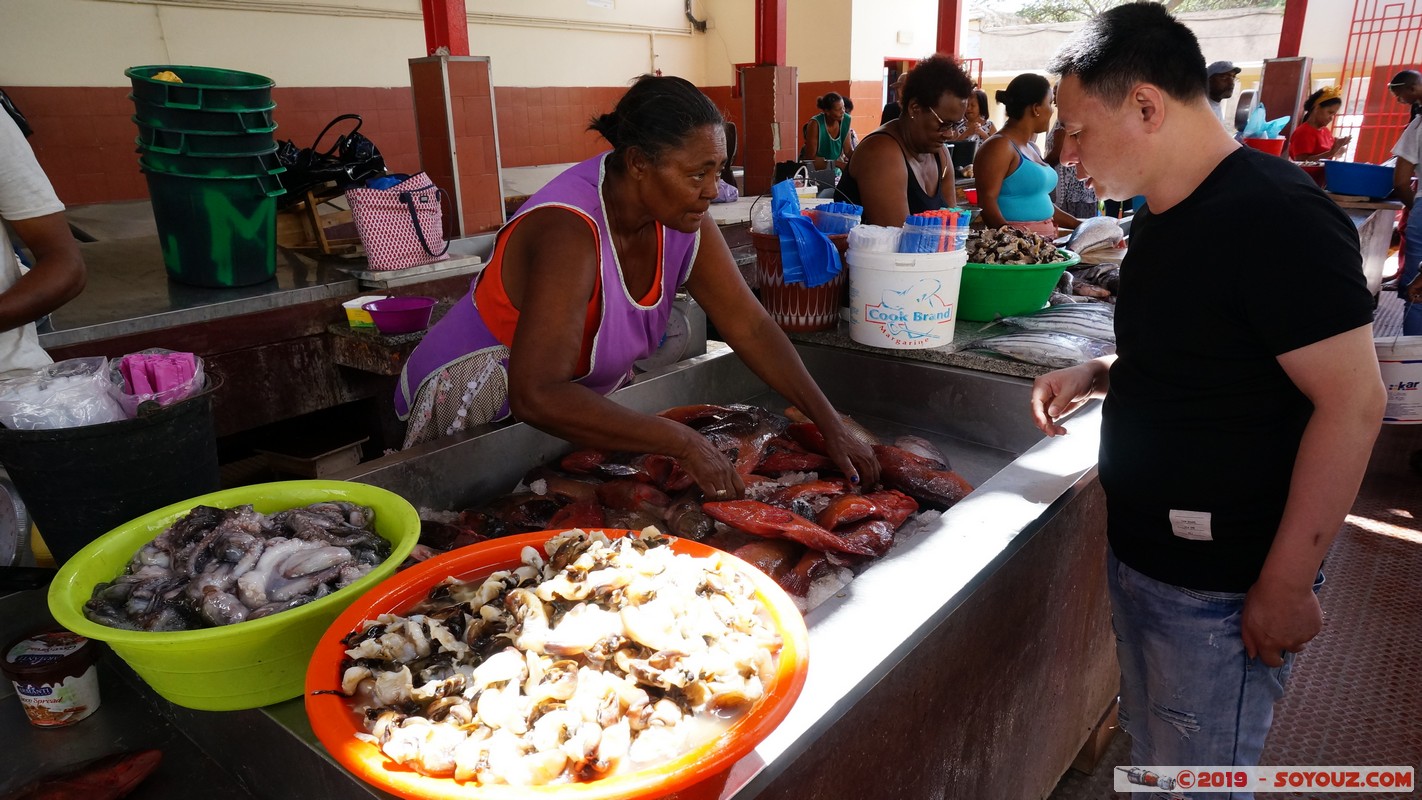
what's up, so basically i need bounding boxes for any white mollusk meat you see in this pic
[342,528,782,786]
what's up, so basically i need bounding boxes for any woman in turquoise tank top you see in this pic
[973,73,1082,239]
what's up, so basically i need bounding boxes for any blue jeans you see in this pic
[1108,551,1316,800]
[1401,207,1422,334]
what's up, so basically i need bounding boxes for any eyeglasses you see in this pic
[926,105,955,133]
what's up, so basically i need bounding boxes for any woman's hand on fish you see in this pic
[820,419,881,488]
[678,430,746,500]
[1030,360,1107,436]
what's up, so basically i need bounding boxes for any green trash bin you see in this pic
[126,64,274,112]
[142,165,285,287]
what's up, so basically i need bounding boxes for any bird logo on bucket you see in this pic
[861,278,955,346]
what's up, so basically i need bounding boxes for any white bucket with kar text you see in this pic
[847,248,966,349]
[1376,336,1422,424]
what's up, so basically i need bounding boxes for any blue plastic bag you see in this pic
[1241,104,1290,140]
[770,180,841,288]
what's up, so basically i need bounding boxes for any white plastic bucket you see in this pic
[1376,336,1422,424]
[846,248,967,350]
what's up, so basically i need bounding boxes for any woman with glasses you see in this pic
[973,73,1081,238]
[394,75,879,498]
[838,54,975,226]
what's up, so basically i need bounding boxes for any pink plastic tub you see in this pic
[362,296,436,335]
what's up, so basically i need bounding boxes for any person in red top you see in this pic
[1288,86,1351,161]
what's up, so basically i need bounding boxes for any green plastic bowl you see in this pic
[47,480,420,711]
[957,248,1081,321]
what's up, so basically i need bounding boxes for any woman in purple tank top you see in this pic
[397,75,879,497]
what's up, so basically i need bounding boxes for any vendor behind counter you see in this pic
[839,55,975,227]
[394,74,879,496]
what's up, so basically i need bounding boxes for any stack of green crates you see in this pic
[127,65,286,288]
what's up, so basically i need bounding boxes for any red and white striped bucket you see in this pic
[750,230,848,333]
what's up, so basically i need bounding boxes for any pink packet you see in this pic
[121,354,155,395]
[150,353,197,396]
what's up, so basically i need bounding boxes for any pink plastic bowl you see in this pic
[362,296,436,335]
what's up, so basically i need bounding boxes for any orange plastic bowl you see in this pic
[305,529,809,800]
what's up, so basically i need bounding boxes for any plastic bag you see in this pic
[771,179,807,283]
[1241,103,1290,139]
[0,357,128,430]
[770,180,842,288]
[107,348,206,419]
[750,195,775,234]
[712,178,739,204]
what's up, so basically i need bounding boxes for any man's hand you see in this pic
[1241,576,1323,667]
[1029,359,1108,436]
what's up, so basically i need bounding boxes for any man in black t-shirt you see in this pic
[1030,4,1386,786]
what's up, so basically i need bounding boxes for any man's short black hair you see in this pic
[1047,1,1208,108]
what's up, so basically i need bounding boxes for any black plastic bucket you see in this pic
[0,376,222,565]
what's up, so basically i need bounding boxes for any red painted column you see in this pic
[421,0,470,57]
[937,0,963,56]
[1277,0,1308,58]
[755,0,787,66]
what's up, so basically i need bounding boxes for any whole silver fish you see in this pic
[963,332,1115,369]
[996,309,1117,342]
[1014,302,1115,317]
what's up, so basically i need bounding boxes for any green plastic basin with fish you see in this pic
[46,480,420,711]
[958,248,1080,322]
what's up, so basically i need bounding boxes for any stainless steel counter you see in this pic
[35,236,495,440]
[38,237,361,350]
[789,319,1048,382]
[337,344,1110,798]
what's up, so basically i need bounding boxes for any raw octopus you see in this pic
[83,501,390,631]
[417,404,975,608]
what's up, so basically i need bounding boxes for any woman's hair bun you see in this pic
[588,75,723,164]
